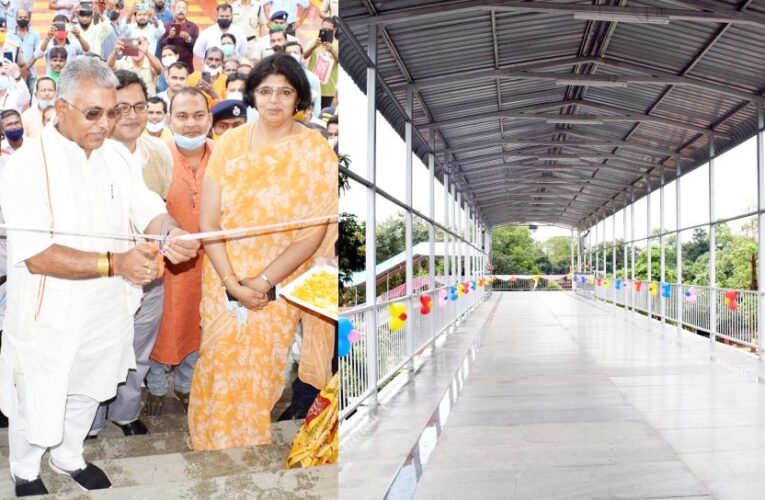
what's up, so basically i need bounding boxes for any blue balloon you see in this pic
[338,336,351,357]
[338,317,353,339]
[661,283,671,299]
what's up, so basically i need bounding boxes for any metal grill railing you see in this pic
[339,280,490,421]
[574,275,760,351]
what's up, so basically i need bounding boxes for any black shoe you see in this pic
[13,476,48,497]
[114,419,149,436]
[278,403,309,421]
[49,461,111,491]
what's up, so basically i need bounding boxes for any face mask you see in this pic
[328,136,337,148]
[109,10,120,21]
[161,55,177,67]
[5,128,23,141]
[226,91,243,101]
[203,64,220,76]
[0,76,10,91]
[217,19,232,29]
[16,19,29,29]
[221,45,235,57]
[38,98,54,109]
[173,132,206,151]
[146,120,165,133]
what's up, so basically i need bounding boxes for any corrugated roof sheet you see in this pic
[340,0,765,228]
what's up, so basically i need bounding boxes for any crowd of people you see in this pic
[0,0,339,496]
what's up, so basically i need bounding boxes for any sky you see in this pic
[338,69,757,246]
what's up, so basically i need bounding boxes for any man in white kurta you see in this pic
[0,57,199,497]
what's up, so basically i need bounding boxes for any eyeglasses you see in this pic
[254,87,296,100]
[116,102,148,115]
[63,99,122,121]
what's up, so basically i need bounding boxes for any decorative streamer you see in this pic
[649,283,658,296]
[634,280,642,292]
[685,287,697,303]
[660,283,671,299]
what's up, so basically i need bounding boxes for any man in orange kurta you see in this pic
[146,88,214,415]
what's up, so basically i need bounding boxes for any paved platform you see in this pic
[342,291,765,500]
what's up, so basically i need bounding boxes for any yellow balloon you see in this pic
[389,302,406,317]
[604,279,610,287]
[390,317,405,331]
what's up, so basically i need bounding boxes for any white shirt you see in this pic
[127,22,166,56]
[193,23,249,60]
[0,80,30,114]
[251,32,297,60]
[0,123,166,446]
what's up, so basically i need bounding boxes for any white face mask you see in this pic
[203,64,221,76]
[161,56,177,67]
[227,91,243,101]
[146,120,165,133]
[328,136,337,148]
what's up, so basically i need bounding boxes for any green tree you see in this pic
[374,213,430,263]
[338,213,365,289]
[542,236,573,273]
[491,226,547,274]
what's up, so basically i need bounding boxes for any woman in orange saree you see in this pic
[189,54,337,450]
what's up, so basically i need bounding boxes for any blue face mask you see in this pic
[5,128,23,141]
[221,45,235,57]
[173,132,206,151]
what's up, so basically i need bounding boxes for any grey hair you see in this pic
[56,56,119,101]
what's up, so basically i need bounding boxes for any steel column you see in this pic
[364,25,379,406]
[709,137,717,347]
[404,88,414,370]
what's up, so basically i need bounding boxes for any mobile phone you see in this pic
[80,1,92,10]
[172,23,182,34]
[137,2,149,11]
[3,51,13,63]
[54,22,65,32]
[319,28,334,43]
[120,37,140,56]
[201,71,212,84]
[225,289,236,302]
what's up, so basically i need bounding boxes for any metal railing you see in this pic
[339,280,491,421]
[574,275,760,352]
[491,277,572,292]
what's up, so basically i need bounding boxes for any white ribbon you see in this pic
[0,215,338,242]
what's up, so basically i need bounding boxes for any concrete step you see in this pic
[48,464,338,500]
[0,420,310,498]
[0,419,302,469]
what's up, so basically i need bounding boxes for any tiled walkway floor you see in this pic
[343,291,765,499]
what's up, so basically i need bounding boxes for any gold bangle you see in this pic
[97,253,109,277]
[221,274,237,286]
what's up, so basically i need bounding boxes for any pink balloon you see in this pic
[348,330,362,343]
